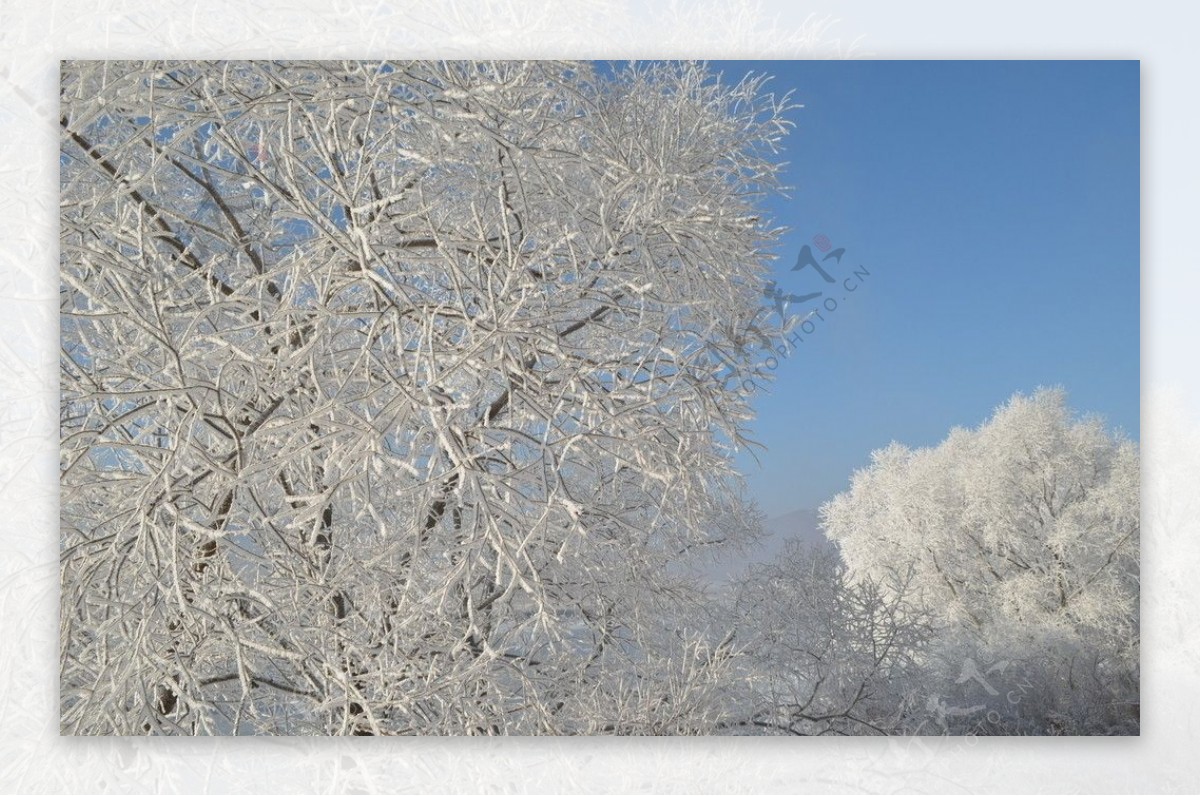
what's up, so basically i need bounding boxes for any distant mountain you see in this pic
[763,508,831,555]
[693,507,837,589]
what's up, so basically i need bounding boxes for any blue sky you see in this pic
[708,60,1140,518]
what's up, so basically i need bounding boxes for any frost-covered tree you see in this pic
[822,388,1139,734]
[728,541,932,735]
[59,60,793,735]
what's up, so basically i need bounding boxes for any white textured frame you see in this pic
[2,1,1194,791]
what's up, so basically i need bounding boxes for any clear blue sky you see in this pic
[708,60,1140,518]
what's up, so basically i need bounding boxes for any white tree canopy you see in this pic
[824,389,1138,636]
[59,60,794,735]
[821,388,1139,733]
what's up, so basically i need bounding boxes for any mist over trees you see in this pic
[59,59,1138,736]
[729,540,933,735]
